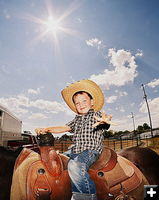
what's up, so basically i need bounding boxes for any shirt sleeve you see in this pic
[66,118,76,133]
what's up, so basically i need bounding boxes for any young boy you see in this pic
[35,80,112,200]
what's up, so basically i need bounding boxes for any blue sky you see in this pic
[0,0,159,135]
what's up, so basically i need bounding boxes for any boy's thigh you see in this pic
[75,150,99,168]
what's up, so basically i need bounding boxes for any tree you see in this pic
[136,123,150,133]
[113,131,125,138]
[143,123,150,130]
[137,125,144,133]
[103,130,114,138]
[123,130,130,134]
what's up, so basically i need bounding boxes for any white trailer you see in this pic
[0,104,22,147]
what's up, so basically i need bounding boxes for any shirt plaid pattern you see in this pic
[66,109,110,154]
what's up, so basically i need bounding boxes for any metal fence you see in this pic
[102,138,139,151]
[54,135,159,153]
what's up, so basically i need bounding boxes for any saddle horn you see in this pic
[37,133,63,176]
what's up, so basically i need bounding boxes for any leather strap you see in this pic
[102,148,117,172]
[40,146,63,176]
[90,148,117,172]
[110,157,143,196]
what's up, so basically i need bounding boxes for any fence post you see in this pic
[145,135,148,147]
[61,142,63,153]
[113,140,116,150]
[120,136,122,150]
[136,137,138,146]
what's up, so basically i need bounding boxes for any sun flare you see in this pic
[24,0,82,53]
[44,16,62,35]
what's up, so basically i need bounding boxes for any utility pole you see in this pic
[141,84,153,138]
[131,112,136,135]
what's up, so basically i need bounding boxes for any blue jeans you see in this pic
[67,149,99,194]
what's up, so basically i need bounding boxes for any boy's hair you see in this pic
[72,91,93,103]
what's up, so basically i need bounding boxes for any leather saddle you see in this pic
[14,147,142,200]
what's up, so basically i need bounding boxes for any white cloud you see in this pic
[30,99,65,113]
[139,97,159,128]
[115,106,125,113]
[77,17,82,23]
[154,89,158,93]
[28,113,48,120]
[61,102,74,116]
[119,91,128,97]
[138,98,159,130]
[86,38,105,50]
[0,95,67,116]
[119,107,125,113]
[90,48,139,88]
[147,79,159,88]
[28,88,41,95]
[105,95,118,103]
[0,64,9,74]
[0,96,29,115]
[105,91,128,104]
[3,9,11,20]
[140,97,159,114]
[17,95,30,107]
[135,49,143,57]
[115,90,128,97]
[130,103,135,107]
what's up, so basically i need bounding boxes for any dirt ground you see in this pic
[140,137,159,155]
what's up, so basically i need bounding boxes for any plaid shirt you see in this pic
[66,109,110,154]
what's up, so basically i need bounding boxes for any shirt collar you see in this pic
[76,109,94,117]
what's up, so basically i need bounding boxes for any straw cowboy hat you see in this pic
[61,79,104,113]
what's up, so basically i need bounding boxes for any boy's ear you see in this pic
[91,99,94,106]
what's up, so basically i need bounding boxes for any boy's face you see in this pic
[73,92,93,114]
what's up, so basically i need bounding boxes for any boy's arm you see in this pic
[35,125,71,135]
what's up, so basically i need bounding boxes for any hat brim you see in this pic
[61,80,104,113]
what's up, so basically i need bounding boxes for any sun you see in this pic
[26,14,64,41]
[44,16,62,36]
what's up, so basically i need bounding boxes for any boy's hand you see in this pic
[93,112,116,128]
[35,128,49,135]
